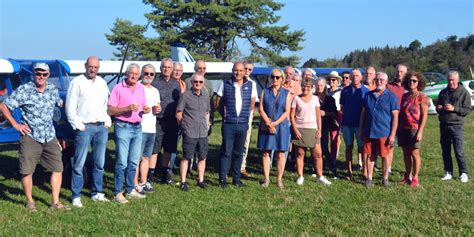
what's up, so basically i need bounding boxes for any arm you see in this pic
[259,91,271,125]
[416,100,429,141]
[315,106,322,139]
[358,107,366,139]
[453,91,472,116]
[271,91,292,126]
[176,111,183,126]
[65,81,86,131]
[0,103,30,135]
[107,104,137,116]
[176,93,185,125]
[290,107,301,139]
[388,110,399,145]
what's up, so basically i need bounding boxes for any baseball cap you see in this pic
[33,62,50,71]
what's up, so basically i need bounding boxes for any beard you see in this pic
[142,78,153,84]
[375,85,386,91]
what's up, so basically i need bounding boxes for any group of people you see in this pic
[0,57,471,211]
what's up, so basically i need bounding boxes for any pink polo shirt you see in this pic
[108,81,146,123]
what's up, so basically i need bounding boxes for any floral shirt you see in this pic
[399,92,429,130]
[5,82,61,143]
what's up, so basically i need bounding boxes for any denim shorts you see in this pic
[141,133,156,158]
[341,126,363,148]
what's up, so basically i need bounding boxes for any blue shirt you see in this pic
[5,82,61,143]
[340,85,369,127]
[362,89,399,138]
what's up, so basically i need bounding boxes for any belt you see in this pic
[116,119,141,126]
[84,122,104,126]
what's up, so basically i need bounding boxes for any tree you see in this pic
[106,0,305,66]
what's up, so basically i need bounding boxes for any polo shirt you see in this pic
[387,83,405,107]
[362,89,399,138]
[340,84,369,127]
[108,81,146,123]
[177,89,210,138]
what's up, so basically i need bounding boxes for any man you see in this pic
[0,63,69,211]
[386,63,408,174]
[185,60,214,97]
[150,58,181,184]
[359,72,399,187]
[283,66,302,96]
[108,63,148,203]
[215,62,257,188]
[240,61,259,177]
[302,68,315,80]
[172,62,186,93]
[340,68,369,180]
[364,66,376,91]
[341,71,352,88]
[66,56,111,208]
[176,74,211,191]
[436,71,471,182]
[134,64,160,194]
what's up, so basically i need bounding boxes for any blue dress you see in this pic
[257,87,290,151]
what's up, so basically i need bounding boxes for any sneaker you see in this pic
[114,193,129,204]
[410,178,419,188]
[382,179,391,187]
[126,189,146,199]
[331,170,339,180]
[72,197,83,208]
[233,180,246,188]
[241,170,251,178]
[400,178,411,185]
[91,193,109,202]
[180,182,189,192]
[135,184,144,193]
[317,176,332,185]
[160,177,173,184]
[460,173,469,183]
[441,172,453,181]
[50,202,71,211]
[344,173,353,181]
[296,176,304,185]
[277,180,284,189]
[219,180,227,189]
[197,181,208,189]
[365,179,373,188]
[26,201,37,213]
[261,179,270,188]
[142,182,156,193]
[311,173,317,178]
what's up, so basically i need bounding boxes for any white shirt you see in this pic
[66,74,111,130]
[217,79,258,116]
[141,85,160,133]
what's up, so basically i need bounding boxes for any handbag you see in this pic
[259,89,280,135]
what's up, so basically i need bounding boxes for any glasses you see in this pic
[245,68,253,71]
[193,80,204,84]
[343,77,350,79]
[329,79,338,82]
[271,75,281,80]
[408,79,418,83]
[143,72,155,76]
[35,72,49,77]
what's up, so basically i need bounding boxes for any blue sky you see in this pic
[1,0,472,66]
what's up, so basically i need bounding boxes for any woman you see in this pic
[290,78,331,185]
[258,69,292,188]
[399,71,429,187]
[325,72,343,178]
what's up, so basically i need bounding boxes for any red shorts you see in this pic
[363,137,392,157]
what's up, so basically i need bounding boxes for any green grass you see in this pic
[0,114,473,235]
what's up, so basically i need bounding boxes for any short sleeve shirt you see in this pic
[4,82,61,143]
[340,85,369,127]
[151,76,181,120]
[400,92,429,130]
[362,89,399,138]
[387,83,405,107]
[291,95,320,129]
[177,90,210,138]
[141,85,161,133]
[108,81,146,123]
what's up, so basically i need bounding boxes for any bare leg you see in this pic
[197,159,206,183]
[345,145,354,176]
[50,172,62,204]
[262,151,271,181]
[381,157,389,180]
[140,157,149,184]
[276,151,286,182]
[402,147,412,180]
[22,174,34,203]
[366,153,375,180]
[311,144,323,177]
[411,148,421,180]
[296,147,305,177]
[180,159,189,183]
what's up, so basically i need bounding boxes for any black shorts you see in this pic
[19,136,63,175]
[182,135,208,161]
[398,129,421,149]
[153,118,179,154]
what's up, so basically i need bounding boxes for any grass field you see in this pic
[0,114,472,235]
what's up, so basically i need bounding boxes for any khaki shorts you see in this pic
[19,136,63,175]
[291,128,320,148]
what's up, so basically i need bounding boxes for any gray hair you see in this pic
[173,62,183,69]
[126,63,140,74]
[160,58,173,70]
[315,77,327,87]
[141,63,155,73]
[376,71,389,80]
[194,59,206,72]
[447,70,459,79]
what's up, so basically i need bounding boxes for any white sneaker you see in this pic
[296,176,304,185]
[71,197,83,208]
[114,193,129,204]
[317,176,332,185]
[135,184,144,193]
[91,193,109,202]
[459,173,469,183]
[311,173,317,178]
[126,189,146,199]
[441,172,453,181]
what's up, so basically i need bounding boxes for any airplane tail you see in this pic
[170,43,195,63]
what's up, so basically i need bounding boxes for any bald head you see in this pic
[85,56,100,79]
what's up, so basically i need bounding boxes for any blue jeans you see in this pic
[219,122,248,182]
[114,121,143,195]
[71,124,108,199]
[440,124,468,175]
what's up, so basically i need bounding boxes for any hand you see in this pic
[320,110,326,116]
[388,134,395,147]
[153,104,161,114]
[15,124,31,135]
[129,103,139,112]
[436,105,443,112]
[143,105,151,114]
[294,129,302,140]
[444,104,454,111]
[315,129,321,139]
[416,131,423,142]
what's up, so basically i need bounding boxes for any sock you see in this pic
[147,168,155,182]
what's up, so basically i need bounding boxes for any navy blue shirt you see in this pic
[151,76,181,120]
[340,85,369,127]
[362,89,399,138]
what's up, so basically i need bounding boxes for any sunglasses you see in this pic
[271,75,281,79]
[245,68,253,71]
[329,79,338,82]
[143,72,155,76]
[193,80,204,84]
[408,79,418,83]
[35,72,49,77]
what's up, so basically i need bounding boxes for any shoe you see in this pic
[460,173,469,183]
[441,172,453,181]
[410,178,419,188]
[135,184,144,193]
[311,173,317,178]
[233,180,246,188]
[356,164,363,171]
[317,176,332,185]
[374,166,379,172]
[197,181,208,189]
[296,176,304,185]
[72,197,83,208]
[241,170,251,178]
[344,173,353,181]
[142,182,156,193]
[26,201,37,213]
[219,180,227,189]
[50,202,71,211]
[382,179,391,187]
[365,179,373,188]
[400,178,411,185]
[277,180,284,189]
[388,167,393,176]
[160,177,173,184]
[126,189,146,199]
[114,193,129,204]
[261,179,270,188]
[180,182,189,192]
[331,170,339,180]
[91,193,109,202]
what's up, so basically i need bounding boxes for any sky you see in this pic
[1,0,473,66]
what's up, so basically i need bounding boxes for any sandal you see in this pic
[26,202,37,213]
[50,202,71,211]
